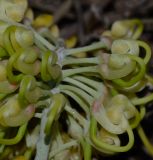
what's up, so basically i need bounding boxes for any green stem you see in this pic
[65,41,107,56]
[137,40,151,64]
[131,19,143,39]
[72,75,102,90]
[72,75,105,99]
[140,105,146,120]
[62,57,99,66]
[116,80,146,93]
[110,87,118,96]
[59,85,93,105]
[34,38,48,51]
[85,142,92,160]
[130,109,141,129]
[62,77,97,98]
[131,93,153,105]
[33,30,56,51]
[65,105,88,129]
[0,123,27,145]
[137,125,153,156]
[62,66,98,78]
[39,29,59,46]
[41,51,52,81]
[90,116,134,152]
[80,139,92,160]
[60,90,90,115]
[45,94,66,135]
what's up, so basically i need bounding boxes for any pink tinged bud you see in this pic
[0,81,18,94]
[1,104,35,127]
[25,104,35,117]
[92,100,101,113]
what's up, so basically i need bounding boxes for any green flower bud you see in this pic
[14,48,40,76]
[99,53,136,80]
[0,0,28,22]
[0,95,35,127]
[111,39,139,56]
[92,95,129,134]
[106,94,136,124]
[15,26,34,48]
[68,116,83,140]
[111,19,143,39]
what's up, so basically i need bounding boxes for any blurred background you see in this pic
[28,0,153,159]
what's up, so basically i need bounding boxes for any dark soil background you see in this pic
[28,0,153,159]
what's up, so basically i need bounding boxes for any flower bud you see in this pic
[106,94,136,124]
[23,8,34,25]
[14,48,40,76]
[32,14,54,28]
[111,19,143,39]
[68,116,83,140]
[99,53,136,80]
[99,128,120,146]
[92,97,128,134]
[15,27,34,48]
[111,39,139,56]
[0,95,35,127]
[0,0,28,22]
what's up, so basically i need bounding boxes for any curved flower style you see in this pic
[0,13,152,160]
